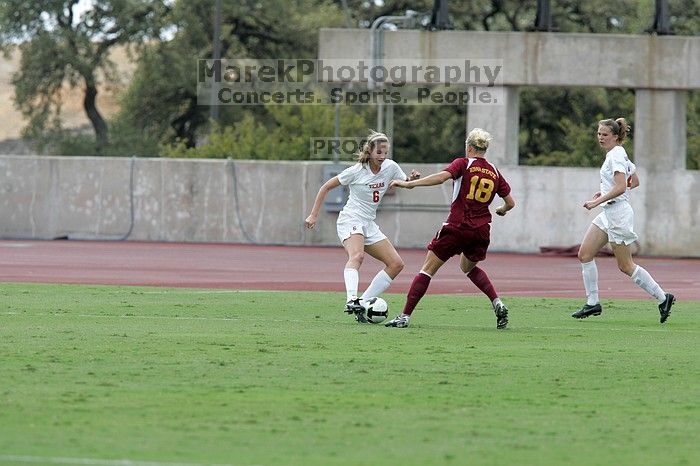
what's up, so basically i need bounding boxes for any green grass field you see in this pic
[1,283,698,466]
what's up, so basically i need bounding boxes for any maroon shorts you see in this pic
[427,222,491,263]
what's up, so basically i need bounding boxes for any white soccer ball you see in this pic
[364,297,389,324]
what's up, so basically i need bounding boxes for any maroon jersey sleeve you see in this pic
[444,158,467,180]
[496,168,511,198]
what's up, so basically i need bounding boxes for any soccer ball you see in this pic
[364,297,389,324]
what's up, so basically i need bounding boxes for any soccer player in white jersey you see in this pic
[304,131,421,322]
[572,118,675,323]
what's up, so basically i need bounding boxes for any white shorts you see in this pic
[592,201,638,245]
[336,214,387,246]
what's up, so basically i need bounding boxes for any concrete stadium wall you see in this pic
[1,155,698,257]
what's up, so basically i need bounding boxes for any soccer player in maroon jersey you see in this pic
[385,128,516,329]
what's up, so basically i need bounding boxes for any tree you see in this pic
[116,0,346,151]
[121,0,699,166]
[518,87,635,166]
[161,104,371,160]
[0,0,168,151]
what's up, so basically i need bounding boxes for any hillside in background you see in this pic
[0,46,137,154]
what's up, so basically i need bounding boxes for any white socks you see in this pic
[492,298,503,310]
[581,261,666,305]
[344,268,359,301]
[360,270,393,305]
[631,266,666,302]
[581,260,599,305]
[344,268,395,304]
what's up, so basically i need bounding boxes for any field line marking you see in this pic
[80,314,241,322]
[528,325,697,333]
[136,290,284,294]
[0,312,241,322]
[0,454,248,466]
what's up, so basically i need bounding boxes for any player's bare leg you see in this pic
[360,239,404,306]
[577,223,609,263]
[364,239,404,279]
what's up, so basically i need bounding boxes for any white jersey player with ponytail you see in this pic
[572,117,675,323]
[305,131,420,323]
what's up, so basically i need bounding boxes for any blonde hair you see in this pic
[356,130,389,163]
[466,128,492,152]
[599,118,630,143]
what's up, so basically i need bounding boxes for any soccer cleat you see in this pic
[571,303,602,319]
[345,297,363,314]
[384,314,410,328]
[658,293,675,323]
[345,297,368,323]
[494,303,509,329]
[354,310,369,323]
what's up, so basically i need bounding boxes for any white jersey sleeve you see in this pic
[388,159,408,182]
[337,163,363,186]
[608,146,629,175]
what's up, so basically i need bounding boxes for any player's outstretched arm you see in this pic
[305,176,341,229]
[391,171,451,189]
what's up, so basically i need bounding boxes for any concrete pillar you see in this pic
[466,86,520,166]
[634,90,687,171]
[634,89,687,253]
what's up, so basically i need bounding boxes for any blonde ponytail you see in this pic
[466,128,492,152]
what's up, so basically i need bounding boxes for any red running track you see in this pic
[0,240,698,300]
